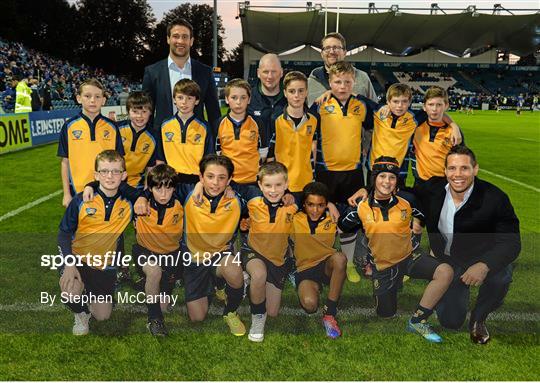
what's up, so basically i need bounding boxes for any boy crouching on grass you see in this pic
[58,150,132,336]
[132,164,184,337]
[291,182,347,339]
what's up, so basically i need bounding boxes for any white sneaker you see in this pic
[248,313,267,342]
[72,312,91,336]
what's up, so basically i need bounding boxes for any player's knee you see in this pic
[188,311,206,322]
[144,267,162,282]
[267,306,280,317]
[300,295,318,314]
[332,253,347,271]
[222,267,244,289]
[249,269,267,287]
[92,310,111,322]
[434,263,454,284]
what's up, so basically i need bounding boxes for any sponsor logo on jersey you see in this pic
[172,214,180,225]
[324,221,332,230]
[118,208,125,218]
[253,110,261,116]
[223,201,232,211]
[194,134,202,144]
[103,130,110,139]
[249,131,257,141]
[286,213,293,223]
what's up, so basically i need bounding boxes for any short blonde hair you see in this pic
[257,161,288,182]
[94,150,125,171]
[328,61,356,80]
[386,83,412,101]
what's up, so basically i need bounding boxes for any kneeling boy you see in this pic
[291,182,347,339]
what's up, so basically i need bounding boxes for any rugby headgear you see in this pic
[371,156,400,178]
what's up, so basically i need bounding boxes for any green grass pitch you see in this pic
[0,111,538,380]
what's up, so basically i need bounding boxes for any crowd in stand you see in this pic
[0,39,139,113]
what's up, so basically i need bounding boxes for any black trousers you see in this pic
[436,263,513,330]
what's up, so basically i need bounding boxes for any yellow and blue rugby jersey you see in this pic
[57,113,124,193]
[156,115,213,175]
[178,185,243,260]
[244,187,298,266]
[135,195,184,254]
[58,190,132,268]
[338,191,424,271]
[216,114,261,184]
[291,211,337,272]
[313,95,372,171]
[369,108,427,168]
[268,109,318,192]
[118,121,156,188]
[412,121,459,181]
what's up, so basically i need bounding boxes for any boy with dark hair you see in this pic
[119,90,156,188]
[58,78,124,207]
[156,79,214,184]
[133,164,184,336]
[58,150,133,335]
[291,182,347,339]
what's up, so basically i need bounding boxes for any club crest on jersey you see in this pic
[286,213,293,223]
[444,137,451,146]
[379,111,387,120]
[306,125,313,134]
[86,207,97,216]
[103,130,110,139]
[249,131,257,141]
[324,221,332,230]
[121,135,127,143]
[72,130,83,139]
[223,201,232,211]
[194,134,202,144]
[142,143,150,153]
[324,105,335,113]
[365,213,375,224]
[172,214,180,224]
[402,117,409,124]
[353,106,360,114]
[165,132,174,142]
[118,208,125,218]
[401,209,408,221]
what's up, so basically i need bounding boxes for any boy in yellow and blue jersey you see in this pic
[156,79,214,184]
[58,150,134,336]
[118,91,157,189]
[339,156,453,343]
[291,182,347,339]
[240,162,299,342]
[268,71,318,195]
[215,79,268,189]
[57,79,124,207]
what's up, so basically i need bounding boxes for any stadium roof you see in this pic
[240,9,540,56]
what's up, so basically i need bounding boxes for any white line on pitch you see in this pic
[0,190,62,223]
[479,169,540,193]
[0,302,538,322]
[518,138,539,142]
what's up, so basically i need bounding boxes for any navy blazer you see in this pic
[142,58,220,134]
[415,177,520,274]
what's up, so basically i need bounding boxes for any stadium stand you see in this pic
[0,39,140,113]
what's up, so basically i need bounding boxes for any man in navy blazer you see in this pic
[142,18,220,134]
[415,145,520,344]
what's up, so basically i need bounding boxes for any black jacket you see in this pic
[416,177,520,274]
[142,58,220,134]
[247,81,287,143]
